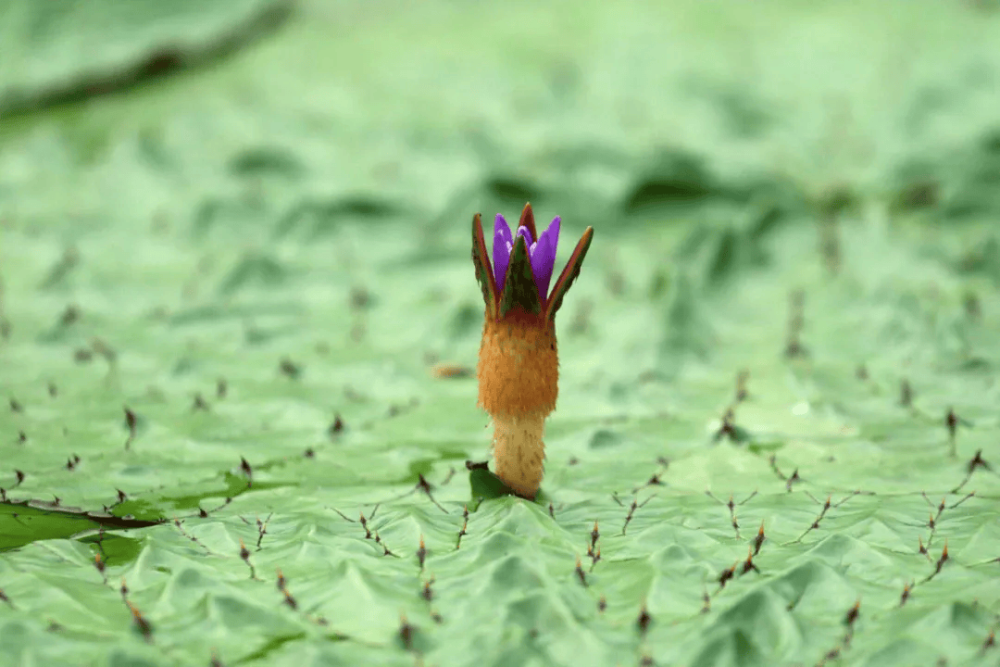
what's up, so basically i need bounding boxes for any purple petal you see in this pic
[515,225,534,249]
[530,217,560,299]
[493,214,512,292]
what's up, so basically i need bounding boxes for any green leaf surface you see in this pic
[2,1,1000,666]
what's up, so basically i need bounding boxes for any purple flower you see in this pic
[472,203,593,323]
[493,214,561,300]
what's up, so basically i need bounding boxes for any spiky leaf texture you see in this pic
[2,3,1000,667]
[471,213,498,316]
[546,226,593,322]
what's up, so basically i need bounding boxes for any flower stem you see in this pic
[490,412,546,500]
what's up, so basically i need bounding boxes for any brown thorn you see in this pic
[124,407,137,450]
[636,603,651,635]
[127,601,153,642]
[399,614,414,651]
[899,582,912,607]
[575,556,587,587]
[844,599,860,629]
[752,520,766,556]
[981,630,996,655]
[717,562,737,590]
[416,474,448,514]
[786,468,802,492]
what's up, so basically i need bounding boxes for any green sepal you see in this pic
[518,203,538,247]
[471,213,497,315]
[499,233,542,317]
[545,226,593,322]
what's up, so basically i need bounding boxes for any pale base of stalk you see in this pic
[491,412,546,499]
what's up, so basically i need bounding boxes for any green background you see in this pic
[2,0,1000,665]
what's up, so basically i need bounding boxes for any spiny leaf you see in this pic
[546,226,593,322]
[471,213,497,316]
